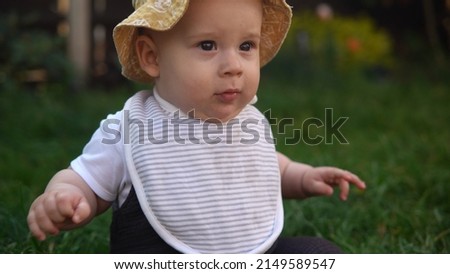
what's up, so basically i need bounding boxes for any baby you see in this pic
[27,0,365,253]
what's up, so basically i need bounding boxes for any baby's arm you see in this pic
[27,168,111,241]
[278,152,366,200]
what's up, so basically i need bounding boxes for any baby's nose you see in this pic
[219,50,243,77]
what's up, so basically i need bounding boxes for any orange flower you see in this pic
[346,37,361,53]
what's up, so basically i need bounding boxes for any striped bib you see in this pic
[123,91,283,253]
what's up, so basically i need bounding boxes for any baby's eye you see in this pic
[198,41,217,51]
[240,41,255,51]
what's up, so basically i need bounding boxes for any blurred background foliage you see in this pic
[287,11,393,71]
[0,12,73,92]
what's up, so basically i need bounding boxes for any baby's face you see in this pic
[150,0,262,122]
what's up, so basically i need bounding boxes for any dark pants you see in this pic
[110,187,342,254]
[270,237,343,254]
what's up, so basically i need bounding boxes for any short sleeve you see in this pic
[71,110,128,202]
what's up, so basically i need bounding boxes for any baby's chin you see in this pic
[185,104,251,123]
[188,111,242,124]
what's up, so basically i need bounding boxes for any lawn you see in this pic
[0,67,449,253]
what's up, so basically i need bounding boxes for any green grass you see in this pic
[258,69,450,253]
[1,68,449,253]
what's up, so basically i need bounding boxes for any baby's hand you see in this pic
[27,185,92,241]
[301,167,366,201]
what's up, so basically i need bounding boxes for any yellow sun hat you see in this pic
[113,0,292,83]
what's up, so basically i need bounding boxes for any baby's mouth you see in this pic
[215,89,240,103]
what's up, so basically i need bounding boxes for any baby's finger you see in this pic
[312,180,334,197]
[345,172,366,190]
[338,179,350,201]
[30,203,61,237]
[55,192,77,219]
[43,193,73,223]
[72,199,92,224]
[27,211,47,241]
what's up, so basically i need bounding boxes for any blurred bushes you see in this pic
[265,11,394,83]
[0,12,74,92]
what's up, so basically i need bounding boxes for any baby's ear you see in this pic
[135,34,160,78]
